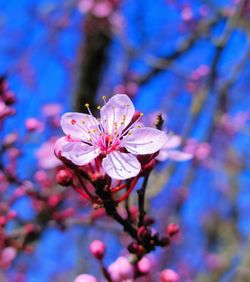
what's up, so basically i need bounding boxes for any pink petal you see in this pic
[123,127,167,155]
[156,149,170,161]
[74,274,97,282]
[164,135,181,149]
[61,112,99,140]
[102,151,141,180]
[167,150,193,161]
[100,94,135,135]
[61,142,100,166]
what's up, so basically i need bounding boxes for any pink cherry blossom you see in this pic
[157,135,193,162]
[108,256,134,281]
[0,247,17,268]
[42,103,62,117]
[137,256,153,274]
[89,240,106,260]
[160,269,180,282]
[25,118,44,132]
[59,94,167,180]
[74,274,97,282]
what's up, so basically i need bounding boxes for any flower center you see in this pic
[98,135,120,154]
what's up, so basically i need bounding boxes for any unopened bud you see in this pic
[56,169,73,186]
[128,242,139,254]
[160,269,180,282]
[25,118,43,132]
[89,240,106,260]
[137,226,151,242]
[137,256,152,274]
[166,223,180,237]
[74,274,97,282]
[3,91,16,105]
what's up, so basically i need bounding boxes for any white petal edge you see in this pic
[102,151,141,180]
[100,94,135,135]
[164,135,181,149]
[61,112,99,140]
[61,141,100,166]
[123,127,168,155]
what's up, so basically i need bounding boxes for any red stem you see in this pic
[111,182,130,193]
[116,177,138,203]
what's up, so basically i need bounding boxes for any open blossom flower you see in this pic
[58,94,167,180]
[156,135,193,162]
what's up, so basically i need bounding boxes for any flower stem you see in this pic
[137,174,150,227]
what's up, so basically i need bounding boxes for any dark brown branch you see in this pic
[134,15,222,86]
[137,174,150,227]
[74,15,112,113]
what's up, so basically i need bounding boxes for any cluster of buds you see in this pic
[74,239,180,281]
[128,226,171,258]
[0,79,94,273]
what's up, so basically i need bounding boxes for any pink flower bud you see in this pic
[7,210,17,220]
[56,169,73,186]
[108,257,134,281]
[42,103,62,117]
[34,170,48,183]
[48,194,61,207]
[0,216,6,226]
[137,226,151,242]
[160,269,180,282]
[89,240,106,260]
[0,247,17,268]
[3,91,16,105]
[137,256,152,274]
[25,118,43,132]
[166,223,180,237]
[2,133,18,148]
[128,242,139,254]
[74,274,97,282]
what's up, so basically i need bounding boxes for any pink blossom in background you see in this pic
[25,118,44,132]
[181,5,193,21]
[0,247,17,269]
[58,94,167,180]
[89,240,106,260]
[137,256,154,274]
[160,269,180,282]
[78,0,115,18]
[74,274,98,282]
[184,139,211,161]
[78,0,94,14]
[42,103,62,118]
[108,256,134,281]
[157,135,193,162]
[36,138,62,169]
